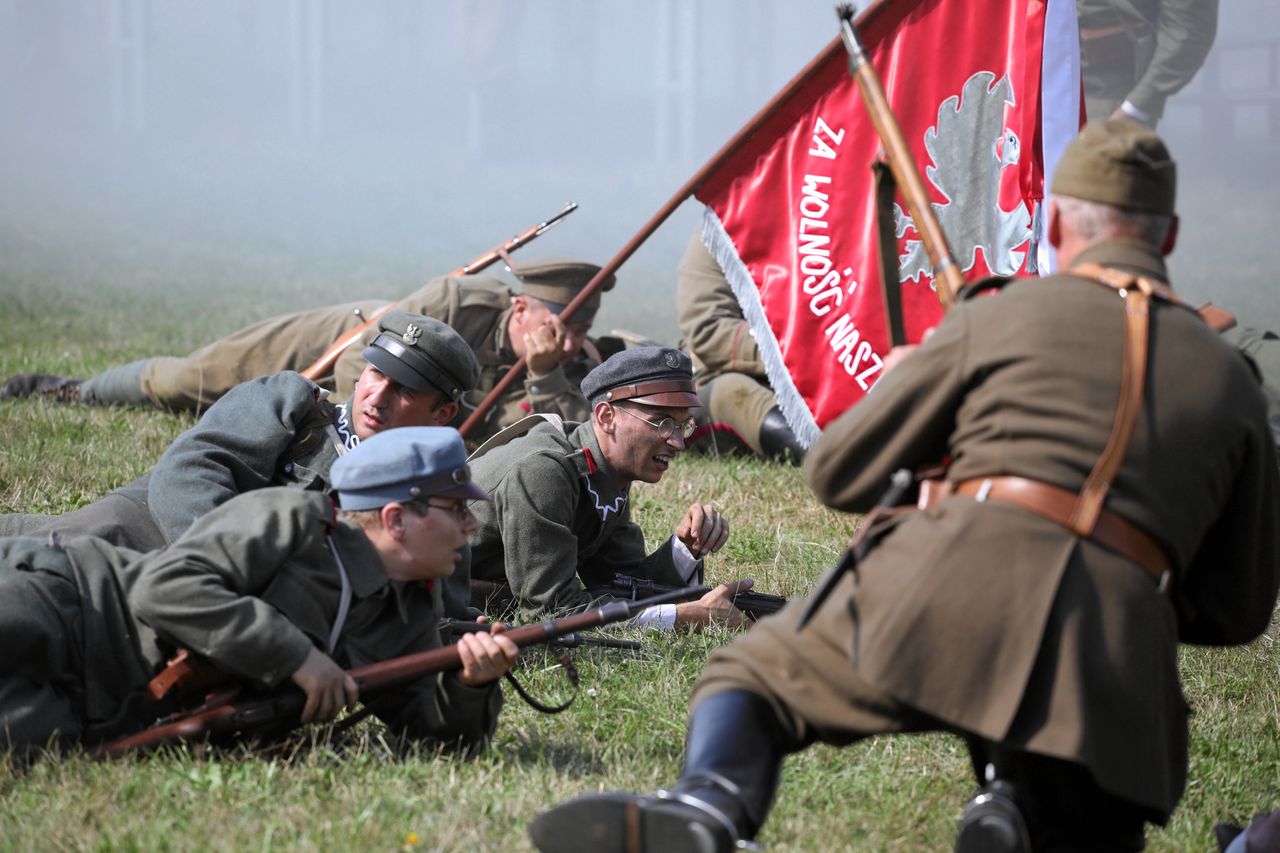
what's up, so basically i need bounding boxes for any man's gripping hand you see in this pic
[290,646,359,723]
[675,579,754,630]
[456,626,520,687]
[525,314,568,377]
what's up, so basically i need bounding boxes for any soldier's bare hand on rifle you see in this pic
[456,625,520,686]
[291,646,359,723]
[675,579,754,631]
[525,314,568,377]
[675,503,730,558]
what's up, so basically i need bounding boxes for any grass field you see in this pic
[1,244,1278,853]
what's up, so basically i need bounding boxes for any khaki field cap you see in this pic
[362,311,481,401]
[1051,118,1176,215]
[581,346,702,408]
[510,257,616,319]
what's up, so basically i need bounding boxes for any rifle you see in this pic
[299,202,578,382]
[835,4,965,311]
[597,573,786,622]
[95,585,699,758]
[439,618,643,652]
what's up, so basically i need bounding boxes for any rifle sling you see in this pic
[503,650,580,715]
[872,158,907,347]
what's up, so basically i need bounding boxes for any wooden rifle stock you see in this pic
[95,585,700,757]
[836,4,964,311]
[298,202,578,382]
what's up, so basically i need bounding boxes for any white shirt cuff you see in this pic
[671,538,702,583]
[631,603,677,631]
[1120,100,1153,125]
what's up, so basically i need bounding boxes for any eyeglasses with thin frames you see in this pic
[614,405,697,440]
[425,500,472,522]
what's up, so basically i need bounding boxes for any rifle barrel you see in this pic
[835,4,964,310]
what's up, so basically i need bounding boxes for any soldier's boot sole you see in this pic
[529,791,741,853]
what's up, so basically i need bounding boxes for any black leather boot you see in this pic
[757,408,805,464]
[529,690,787,853]
[0,373,82,403]
[954,781,1031,853]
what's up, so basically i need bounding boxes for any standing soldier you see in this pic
[530,121,1280,852]
[1077,0,1219,127]
[0,427,518,756]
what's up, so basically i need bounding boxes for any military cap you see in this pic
[509,257,616,319]
[581,346,702,408]
[362,311,480,401]
[1051,118,1176,215]
[331,426,489,511]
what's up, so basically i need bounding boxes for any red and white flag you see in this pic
[695,0,1081,445]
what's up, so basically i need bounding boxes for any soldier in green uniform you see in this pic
[0,427,518,755]
[529,122,1280,852]
[467,346,749,630]
[1,258,611,446]
[676,230,806,463]
[1077,0,1219,127]
[0,311,475,556]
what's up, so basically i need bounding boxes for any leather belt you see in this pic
[954,476,1171,589]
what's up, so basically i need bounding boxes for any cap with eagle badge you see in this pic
[362,311,480,401]
[330,426,490,510]
[508,257,616,320]
[580,346,701,408]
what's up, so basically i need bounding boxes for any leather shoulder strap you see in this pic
[1064,263,1164,535]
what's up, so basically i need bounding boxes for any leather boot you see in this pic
[529,689,787,853]
[954,781,1031,853]
[0,373,83,403]
[756,408,805,464]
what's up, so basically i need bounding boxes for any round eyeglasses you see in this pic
[615,405,697,440]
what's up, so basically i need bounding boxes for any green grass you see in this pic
[1,251,1278,852]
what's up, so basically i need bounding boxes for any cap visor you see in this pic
[631,391,703,408]
[362,346,437,394]
[437,481,491,502]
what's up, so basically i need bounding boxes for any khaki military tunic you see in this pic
[467,420,690,617]
[695,239,1280,821]
[1077,0,1219,122]
[0,489,501,751]
[110,275,589,445]
[676,231,777,452]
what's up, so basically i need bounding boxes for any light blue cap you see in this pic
[330,427,490,511]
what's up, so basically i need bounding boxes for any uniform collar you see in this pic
[331,521,393,598]
[568,419,629,522]
[1069,239,1170,285]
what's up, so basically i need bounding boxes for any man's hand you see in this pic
[456,626,520,686]
[675,579,754,630]
[290,646,359,723]
[675,503,730,559]
[524,314,568,377]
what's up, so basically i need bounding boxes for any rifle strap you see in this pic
[326,538,353,655]
[1066,263,1192,537]
[872,158,907,347]
[503,649,580,715]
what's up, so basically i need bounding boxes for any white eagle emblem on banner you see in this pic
[896,71,1034,283]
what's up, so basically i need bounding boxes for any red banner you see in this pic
[695,0,1079,444]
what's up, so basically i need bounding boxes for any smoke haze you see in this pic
[1,0,1276,341]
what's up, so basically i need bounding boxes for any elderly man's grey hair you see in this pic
[1053,194,1174,247]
